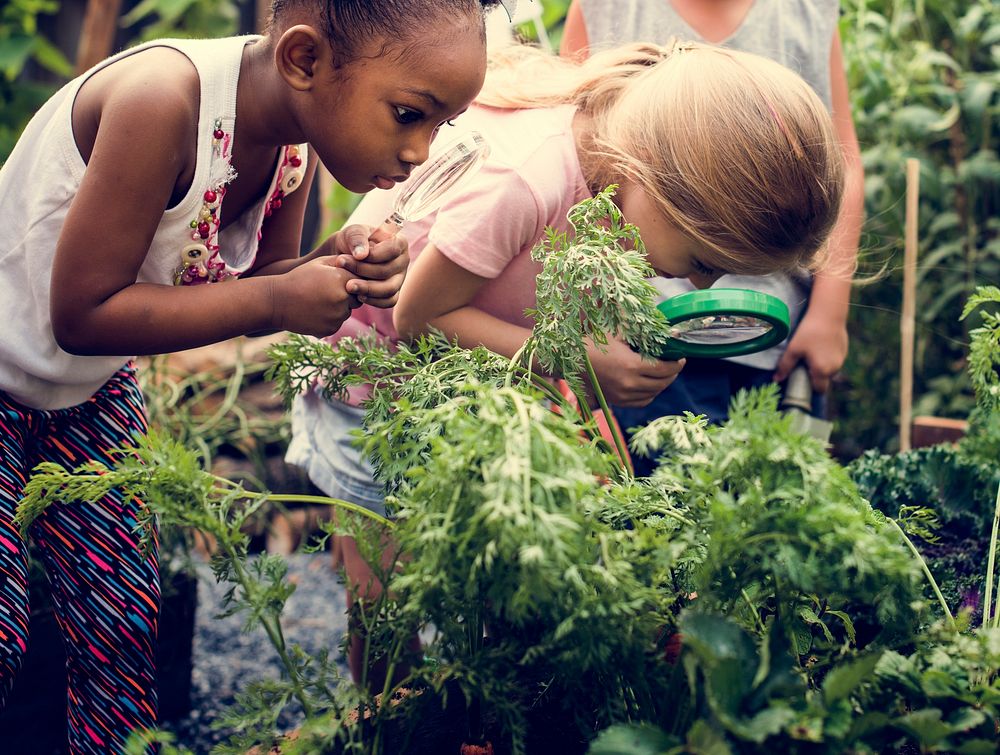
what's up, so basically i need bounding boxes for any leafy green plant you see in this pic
[120,0,240,42]
[594,287,1000,754]
[591,616,1000,755]
[0,0,71,160]
[16,190,993,754]
[834,0,1000,454]
[851,287,1000,616]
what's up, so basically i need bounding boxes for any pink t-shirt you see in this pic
[333,103,592,372]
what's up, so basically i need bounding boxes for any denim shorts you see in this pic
[286,389,386,516]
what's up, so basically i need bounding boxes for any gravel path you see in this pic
[165,552,352,752]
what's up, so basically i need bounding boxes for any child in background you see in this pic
[287,40,845,686]
[561,0,865,474]
[0,0,501,749]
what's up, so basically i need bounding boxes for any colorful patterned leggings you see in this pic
[0,365,160,753]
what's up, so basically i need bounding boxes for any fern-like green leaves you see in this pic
[960,285,1000,415]
[526,186,673,395]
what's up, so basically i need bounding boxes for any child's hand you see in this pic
[588,337,684,408]
[271,258,362,337]
[773,310,848,393]
[332,234,409,309]
[314,224,373,261]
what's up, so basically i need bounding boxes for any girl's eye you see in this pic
[394,106,423,124]
[444,119,457,127]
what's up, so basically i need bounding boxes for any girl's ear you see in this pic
[274,24,331,91]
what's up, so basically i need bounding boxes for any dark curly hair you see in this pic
[270,0,504,62]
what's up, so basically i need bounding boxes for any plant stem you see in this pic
[467,607,485,745]
[983,482,1000,629]
[741,588,766,634]
[228,549,315,717]
[582,351,631,476]
[211,476,393,528]
[888,517,955,627]
[266,494,392,527]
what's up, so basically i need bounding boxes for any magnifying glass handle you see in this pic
[369,212,405,245]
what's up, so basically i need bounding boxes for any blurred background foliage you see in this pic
[836,0,999,454]
[1,0,996,457]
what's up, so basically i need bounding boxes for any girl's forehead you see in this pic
[353,18,485,73]
[359,31,486,102]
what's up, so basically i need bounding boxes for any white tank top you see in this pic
[0,36,308,409]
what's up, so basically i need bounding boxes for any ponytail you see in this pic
[476,41,672,117]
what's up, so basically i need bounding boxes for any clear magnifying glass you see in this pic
[655,288,791,360]
[369,131,490,243]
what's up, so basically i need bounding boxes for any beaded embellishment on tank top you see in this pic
[173,118,306,286]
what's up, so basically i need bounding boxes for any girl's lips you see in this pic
[373,176,395,190]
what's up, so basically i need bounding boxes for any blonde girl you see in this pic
[288,40,844,688]
[561,1,864,476]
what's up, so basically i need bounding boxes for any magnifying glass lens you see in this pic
[395,137,488,219]
[669,315,774,345]
[653,288,791,360]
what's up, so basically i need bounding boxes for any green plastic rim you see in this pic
[654,288,791,359]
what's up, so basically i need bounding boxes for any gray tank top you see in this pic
[577,0,839,369]
[578,0,838,107]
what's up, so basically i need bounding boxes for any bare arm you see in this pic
[51,74,359,355]
[774,31,864,392]
[394,244,682,407]
[393,243,530,355]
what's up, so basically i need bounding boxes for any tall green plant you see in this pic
[15,189,983,754]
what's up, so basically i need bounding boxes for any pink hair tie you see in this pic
[714,49,807,160]
[763,98,806,159]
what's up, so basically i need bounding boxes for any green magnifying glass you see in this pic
[655,288,791,360]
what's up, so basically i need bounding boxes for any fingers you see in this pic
[776,354,834,395]
[338,224,374,260]
[811,371,831,395]
[332,234,409,307]
[345,275,407,308]
[773,350,799,384]
[334,251,408,281]
[638,356,685,380]
[806,359,837,394]
[338,234,408,270]
[607,359,685,407]
[275,262,363,336]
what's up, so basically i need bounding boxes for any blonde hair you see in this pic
[477,41,844,276]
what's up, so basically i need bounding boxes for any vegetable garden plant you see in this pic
[16,189,1000,754]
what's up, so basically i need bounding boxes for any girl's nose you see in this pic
[399,135,431,170]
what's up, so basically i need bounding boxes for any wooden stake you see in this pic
[900,159,920,452]
[75,0,123,74]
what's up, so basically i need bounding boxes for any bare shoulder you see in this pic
[74,46,200,162]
